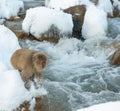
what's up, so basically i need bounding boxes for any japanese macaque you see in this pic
[11,48,47,89]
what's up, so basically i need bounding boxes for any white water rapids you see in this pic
[19,17,120,111]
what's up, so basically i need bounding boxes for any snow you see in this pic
[0,0,24,19]
[0,25,47,110]
[45,0,80,9]
[113,0,120,10]
[76,101,120,111]
[97,0,113,15]
[79,0,93,6]
[0,25,20,69]
[82,5,108,39]
[22,7,73,38]
[46,0,120,13]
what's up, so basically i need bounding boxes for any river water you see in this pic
[19,17,120,111]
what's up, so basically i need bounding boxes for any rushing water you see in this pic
[19,17,120,111]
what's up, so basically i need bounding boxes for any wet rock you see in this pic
[108,18,120,38]
[90,0,98,5]
[108,8,120,18]
[44,82,72,111]
[3,18,25,39]
[23,1,45,11]
[35,25,61,43]
[64,5,86,40]
[108,0,120,18]
[4,19,60,43]
[15,95,49,111]
[109,48,120,65]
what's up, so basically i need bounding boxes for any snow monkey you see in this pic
[11,48,47,89]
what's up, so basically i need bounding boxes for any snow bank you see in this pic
[77,101,120,111]
[0,25,20,69]
[45,0,80,9]
[22,7,73,38]
[0,0,24,19]
[0,25,47,110]
[82,5,108,39]
[0,69,47,110]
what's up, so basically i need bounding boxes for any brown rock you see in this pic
[90,0,99,5]
[15,96,49,111]
[64,5,86,39]
[38,36,60,43]
[108,0,120,18]
[64,5,86,26]
[108,8,120,18]
[8,26,60,43]
[109,48,120,65]
[5,17,22,22]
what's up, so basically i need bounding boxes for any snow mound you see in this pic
[45,0,80,9]
[82,5,108,39]
[0,69,47,110]
[0,25,20,69]
[77,101,120,111]
[22,7,73,38]
[0,0,24,19]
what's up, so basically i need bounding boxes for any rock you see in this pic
[90,0,99,5]
[23,1,45,11]
[64,5,86,40]
[109,48,120,65]
[22,7,73,42]
[35,24,61,43]
[44,82,72,111]
[108,0,120,18]
[3,18,28,40]
[108,8,120,18]
[37,36,60,43]
[4,19,60,43]
[5,17,22,22]
[15,95,49,111]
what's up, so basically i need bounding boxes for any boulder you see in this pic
[109,48,120,65]
[4,17,60,43]
[90,0,99,5]
[108,8,120,18]
[22,7,73,42]
[16,96,49,111]
[108,0,120,18]
[64,5,86,40]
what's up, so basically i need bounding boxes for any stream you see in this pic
[19,17,120,111]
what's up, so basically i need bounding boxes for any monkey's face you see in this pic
[32,52,47,72]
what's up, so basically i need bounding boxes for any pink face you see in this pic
[42,61,46,69]
[33,52,47,71]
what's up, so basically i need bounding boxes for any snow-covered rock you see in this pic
[45,0,80,9]
[22,7,73,39]
[0,0,24,19]
[64,5,86,39]
[82,5,108,39]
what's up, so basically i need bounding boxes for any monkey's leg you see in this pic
[21,70,32,90]
[34,73,43,89]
